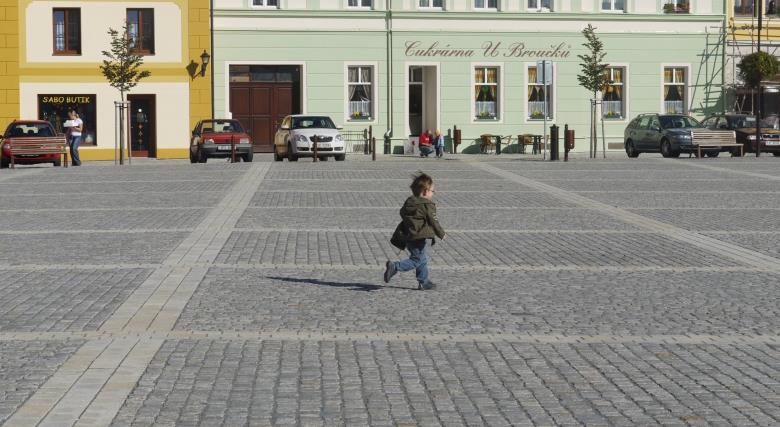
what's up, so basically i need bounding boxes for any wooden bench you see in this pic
[690,129,742,158]
[7,136,68,169]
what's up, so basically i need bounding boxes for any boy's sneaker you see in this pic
[420,281,436,290]
[383,261,396,283]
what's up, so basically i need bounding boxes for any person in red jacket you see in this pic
[419,129,434,157]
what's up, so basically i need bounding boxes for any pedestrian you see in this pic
[384,173,446,290]
[433,129,445,158]
[419,129,434,157]
[67,110,83,166]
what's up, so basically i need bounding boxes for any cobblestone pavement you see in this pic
[0,155,779,426]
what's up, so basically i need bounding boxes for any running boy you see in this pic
[384,173,446,290]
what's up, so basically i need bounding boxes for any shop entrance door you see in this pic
[128,95,156,157]
[408,66,438,138]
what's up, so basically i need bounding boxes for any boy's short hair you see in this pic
[410,173,433,196]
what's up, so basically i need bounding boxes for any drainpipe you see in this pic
[384,2,393,142]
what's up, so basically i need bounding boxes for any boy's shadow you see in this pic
[267,276,415,292]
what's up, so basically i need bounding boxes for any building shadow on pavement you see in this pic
[266,276,416,292]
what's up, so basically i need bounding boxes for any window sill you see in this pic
[475,117,498,121]
[53,52,81,56]
[349,117,372,121]
[528,117,551,121]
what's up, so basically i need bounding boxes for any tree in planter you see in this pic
[100,22,151,164]
[576,24,609,158]
[738,51,778,156]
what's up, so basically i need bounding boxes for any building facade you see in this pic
[213,0,727,153]
[4,0,211,160]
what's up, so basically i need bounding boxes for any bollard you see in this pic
[368,126,373,155]
[384,135,391,155]
[453,126,461,154]
[550,124,559,161]
[372,137,376,161]
[364,129,369,155]
[231,135,237,163]
[495,135,501,155]
[312,134,318,162]
[564,125,575,162]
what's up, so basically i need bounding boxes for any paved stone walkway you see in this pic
[0,155,778,426]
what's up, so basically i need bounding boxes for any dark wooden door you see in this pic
[230,82,294,152]
[128,95,156,157]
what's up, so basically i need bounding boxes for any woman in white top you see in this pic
[67,110,83,166]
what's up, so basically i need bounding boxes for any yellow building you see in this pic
[727,0,780,114]
[1,0,211,160]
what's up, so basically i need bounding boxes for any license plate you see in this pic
[765,141,780,146]
[216,145,232,151]
[316,143,331,149]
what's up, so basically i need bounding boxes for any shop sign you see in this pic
[404,41,571,59]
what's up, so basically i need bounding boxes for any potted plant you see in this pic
[350,111,370,120]
[663,3,676,13]
[530,111,546,120]
[476,111,496,120]
[604,111,622,119]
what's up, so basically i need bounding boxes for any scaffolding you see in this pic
[726,13,780,114]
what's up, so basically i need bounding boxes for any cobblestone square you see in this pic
[0,155,778,426]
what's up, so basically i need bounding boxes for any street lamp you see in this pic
[200,50,211,77]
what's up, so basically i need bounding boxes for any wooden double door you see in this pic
[230,82,295,153]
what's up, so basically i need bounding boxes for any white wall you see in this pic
[20,82,190,150]
[26,1,183,64]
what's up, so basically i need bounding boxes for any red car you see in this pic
[189,119,253,163]
[0,120,63,168]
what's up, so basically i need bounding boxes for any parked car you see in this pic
[273,115,346,161]
[190,119,253,163]
[623,113,719,158]
[0,120,62,168]
[701,113,780,156]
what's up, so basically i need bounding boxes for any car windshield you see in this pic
[660,116,700,129]
[292,117,336,130]
[730,116,756,128]
[201,120,243,133]
[6,123,54,137]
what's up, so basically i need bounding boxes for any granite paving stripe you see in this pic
[237,207,639,231]
[265,170,497,180]
[631,209,780,231]
[175,268,780,336]
[493,168,739,181]
[0,193,224,210]
[110,339,780,426]
[682,159,780,181]
[702,232,780,260]
[472,162,780,271]
[0,208,208,231]
[0,339,85,425]
[0,268,153,332]
[574,192,780,209]
[0,181,236,195]
[258,179,536,192]
[250,191,574,208]
[214,230,739,268]
[550,179,780,192]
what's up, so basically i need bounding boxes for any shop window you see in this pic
[474,67,499,120]
[348,0,372,7]
[475,0,497,10]
[348,66,373,120]
[419,0,444,8]
[527,66,552,120]
[603,67,625,119]
[53,8,80,55]
[252,0,279,7]
[528,0,552,11]
[38,95,97,145]
[663,67,686,114]
[127,9,154,54]
[601,0,624,12]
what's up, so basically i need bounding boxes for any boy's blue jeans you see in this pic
[394,239,429,285]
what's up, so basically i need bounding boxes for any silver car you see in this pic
[273,115,346,161]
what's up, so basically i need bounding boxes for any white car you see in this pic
[273,115,346,161]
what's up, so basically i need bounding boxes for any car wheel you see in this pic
[287,143,298,162]
[0,158,8,169]
[731,147,743,157]
[243,150,254,162]
[773,152,780,157]
[660,140,671,158]
[189,148,198,164]
[705,151,719,158]
[625,140,639,158]
[198,147,207,163]
[53,156,62,167]
[319,156,328,162]
[273,146,283,162]
[335,154,346,161]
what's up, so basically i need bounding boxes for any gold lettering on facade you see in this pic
[405,41,571,59]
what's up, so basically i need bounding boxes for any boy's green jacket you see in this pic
[399,195,446,241]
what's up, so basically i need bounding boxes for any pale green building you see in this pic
[213,0,726,154]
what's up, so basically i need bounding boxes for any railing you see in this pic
[341,130,368,153]
[602,100,623,118]
[664,100,685,114]
[475,101,496,118]
[527,101,550,119]
[348,101,372,119]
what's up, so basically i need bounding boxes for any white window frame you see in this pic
[661,64,690,115]
[347,0,372,8]
[418,0,445,10]
[250,0,279,8]
[527,0,553,12]
[471,64,503,123]
[600,0,624,12]
[524,62,556,122]
[603,65,628,121]
[344,62,378,124]
[474,0,498,11]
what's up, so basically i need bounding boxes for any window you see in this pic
[348,66,373,120]
[663,67,686,114]
[252,0,279,7]
[475,0,497,10]
[474,67,499,120]
[53,9,80,55]
[528,0,552,11]
[527,66,552,120]
[663,0,689,13]
[601,0,624,11]
[733,0,776,16]
[419,0,444,8]
[127,9,154,54]
[603,67,625,119]
[348,0,372,7]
